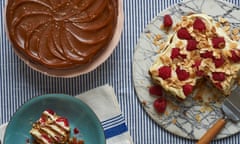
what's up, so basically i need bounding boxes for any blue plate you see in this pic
[3,94,106,144]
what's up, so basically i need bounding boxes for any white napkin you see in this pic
[0,84,133,144]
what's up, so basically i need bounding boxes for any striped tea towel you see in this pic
[0,84,133,144]
[76,84,133,144]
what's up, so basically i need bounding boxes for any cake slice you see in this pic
[30,110,70,144]
[149,14,240,99]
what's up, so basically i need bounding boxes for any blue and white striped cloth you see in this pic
[75,85,132,144]
[102,114,127,139]
[1,0,240,144]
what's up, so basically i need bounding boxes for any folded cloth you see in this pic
[0,84,133,144]
[76,84,133,144]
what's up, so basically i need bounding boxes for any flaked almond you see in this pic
[232,28,239,35]
[224,21,230,26]
[182,16,188,21]
[158,42,167,51]
[181,21,189,27]
[160,55,171,65]
[223,25,230,32]
[175,40,184,48]
[198,41,210,49]
[150,69,159,76]
[154,34,162,41]
[153,41,161,46]
[229,42,238,49]
[146,33,152,39]
[231,35,240,41]
[223,50,232,58]
[215,22,221,28]
[219,17,227,23]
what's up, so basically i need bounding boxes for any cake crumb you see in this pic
[200,105,213,113]
[142,100,147,106]
[172,118,177,124]
[146,33,152,39]
[164,110,169,116]
[195,114,201,123]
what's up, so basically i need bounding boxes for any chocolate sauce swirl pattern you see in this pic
[6,0,118,68]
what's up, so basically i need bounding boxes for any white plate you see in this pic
[133,0,240,140]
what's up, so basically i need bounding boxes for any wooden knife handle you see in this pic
[196,118,226,144]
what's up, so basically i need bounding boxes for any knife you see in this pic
[197,86,240,144]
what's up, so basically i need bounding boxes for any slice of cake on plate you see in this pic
[30,109,70,144]
[149,13,240,100]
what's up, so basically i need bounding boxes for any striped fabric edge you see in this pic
[101,114,128,139]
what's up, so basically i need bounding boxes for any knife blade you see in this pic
[197,86,240,144]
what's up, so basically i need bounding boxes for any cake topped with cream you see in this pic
[30,109,70,144]
[149,13,240,99]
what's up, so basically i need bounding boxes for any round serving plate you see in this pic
[3,94,106,144]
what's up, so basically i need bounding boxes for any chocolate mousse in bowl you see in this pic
[5,0,123,77]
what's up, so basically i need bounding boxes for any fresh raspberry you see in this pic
[158,66,172,80]
[46,109,55,115]
[192,59,204,76]
[183,84,193,96]
[212,37,225,49]
[200,51,213,59]
[193,18,206,32]
[42,134,53,143]
[170,48,186,60]
[153,97,167,113]
[56,117,69,126]
[170,48,180,59]
[214,82,222,90]
[196,70,204,77]
[212,72,225,81]
[176,66,190,81]
[213,56,225,68]
[192,59,202,68]
[149,85,162,96]
[186,39,198,51]
[177,28,192,40]
[39,116,47,123]
[229,50,240,62]
[74,128,80,134]
[163,14,173,27]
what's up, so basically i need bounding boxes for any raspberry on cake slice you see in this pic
[149,14,240,100]
[30,109,70,144]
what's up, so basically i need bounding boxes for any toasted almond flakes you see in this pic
[232,28,239,35]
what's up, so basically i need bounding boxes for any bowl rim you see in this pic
[3,93,106,144]
[4,0,124,78]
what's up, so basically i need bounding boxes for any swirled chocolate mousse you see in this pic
[6,0,118,69]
